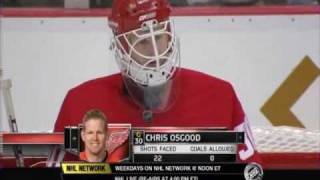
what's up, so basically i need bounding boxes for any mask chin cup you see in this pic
[122,73,179,114]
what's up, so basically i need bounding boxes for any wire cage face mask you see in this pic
[112,19,180,87]
[110,19,180,112]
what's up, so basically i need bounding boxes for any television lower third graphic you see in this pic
[132,127,244,163]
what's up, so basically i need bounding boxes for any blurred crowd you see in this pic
[2,0,319,8]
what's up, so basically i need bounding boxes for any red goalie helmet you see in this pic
[108,0,171,35]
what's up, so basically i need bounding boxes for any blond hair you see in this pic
[82,109,107,131]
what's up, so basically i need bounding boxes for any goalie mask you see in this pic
[109,0,180,113]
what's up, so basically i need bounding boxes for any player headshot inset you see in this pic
[80,109,108,162]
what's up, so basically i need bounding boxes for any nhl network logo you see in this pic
[244,163,263,180]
